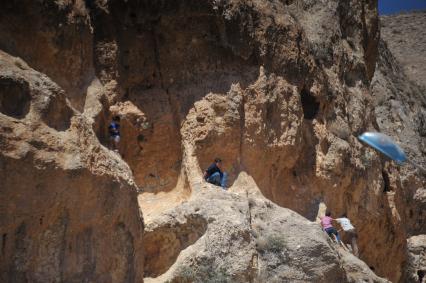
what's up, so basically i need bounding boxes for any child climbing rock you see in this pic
[336,214,359,256]
[204,157,228,189]
[109,116,121,152]
[320,211,340,243]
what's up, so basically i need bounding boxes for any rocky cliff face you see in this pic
[380,11,426,89]
[0,1,423,282]
[371,11,426,283]
[0,50,144,282]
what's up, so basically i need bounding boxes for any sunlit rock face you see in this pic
[1,1,424,282]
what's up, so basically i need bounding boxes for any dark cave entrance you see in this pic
[300,89,319,120]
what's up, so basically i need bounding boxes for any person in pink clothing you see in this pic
[320,211,340,242]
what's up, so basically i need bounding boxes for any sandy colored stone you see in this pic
[381,11,426,88]
[0,50,144,283]
[1,1,425,283]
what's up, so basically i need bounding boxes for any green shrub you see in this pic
[256,234,287,253]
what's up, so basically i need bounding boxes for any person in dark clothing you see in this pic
[109,116,121,152]
[204,158,228,189]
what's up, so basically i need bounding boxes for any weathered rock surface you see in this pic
[1,0,424,283]
[405,235,426,283]
[0,0,93,111]
[143,176,389,283]
[0,51,144,282]
[381,11,426,88]
[371,11,426,282]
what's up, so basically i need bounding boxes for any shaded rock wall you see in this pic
[0,0,93,111]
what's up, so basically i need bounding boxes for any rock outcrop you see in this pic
[406,235,426,283]
[0,1,424,283]
[371,11,426,283]
[143,176,389,283]
[381,11,426,88]
[0,50,144,282]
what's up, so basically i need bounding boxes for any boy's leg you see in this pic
[208,172,221,186]
[325,228,334,239]
[114,136,120,151]
[326,228,340,242]
[333,229,340,242]
[221,172,228,189]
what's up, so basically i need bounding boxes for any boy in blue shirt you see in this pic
[204,158,228,190]
[109,116,121,152]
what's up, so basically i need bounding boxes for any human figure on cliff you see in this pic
[204,158,228,190]
[335,213,359,257]
[109,116,121,152]
[320,211,340,243]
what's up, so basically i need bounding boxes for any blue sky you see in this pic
[379,0,426,15]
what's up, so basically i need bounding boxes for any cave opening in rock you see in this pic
[301,89,319,120]
[382,170,391,192]
[143,215,208,279]
[0,77,31,119]
[418,270,425,282]
[1,233,6,256]
[41,96,73,131]
[93,105,113,148]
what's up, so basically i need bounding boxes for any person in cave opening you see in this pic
[204,158,228,190]
[109,116,121,153]
[320,210,340,243]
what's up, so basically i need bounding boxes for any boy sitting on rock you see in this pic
[204,157,228,190]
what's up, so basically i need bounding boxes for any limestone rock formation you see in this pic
[381,11,426,88]
[371,11,426,283]
[0,50,144,282]
[143,176,389,283]
[0,1,423,283]
[406,235,426,283]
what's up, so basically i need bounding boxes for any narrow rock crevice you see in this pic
[0,77,31,119]
[143,214,208,278]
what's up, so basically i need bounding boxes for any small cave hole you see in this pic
[418,270,425,283]
[0,77,31,119]
[301,89,319,120]
[42,95,73,131]
[143,215,208,278]
[409,209,413,219]
[123,88,130,100]
[382,171,391,192]
[2,233,6,255]
[93,105,113,148]
[137,134,145,143]
[320,139,330,155]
